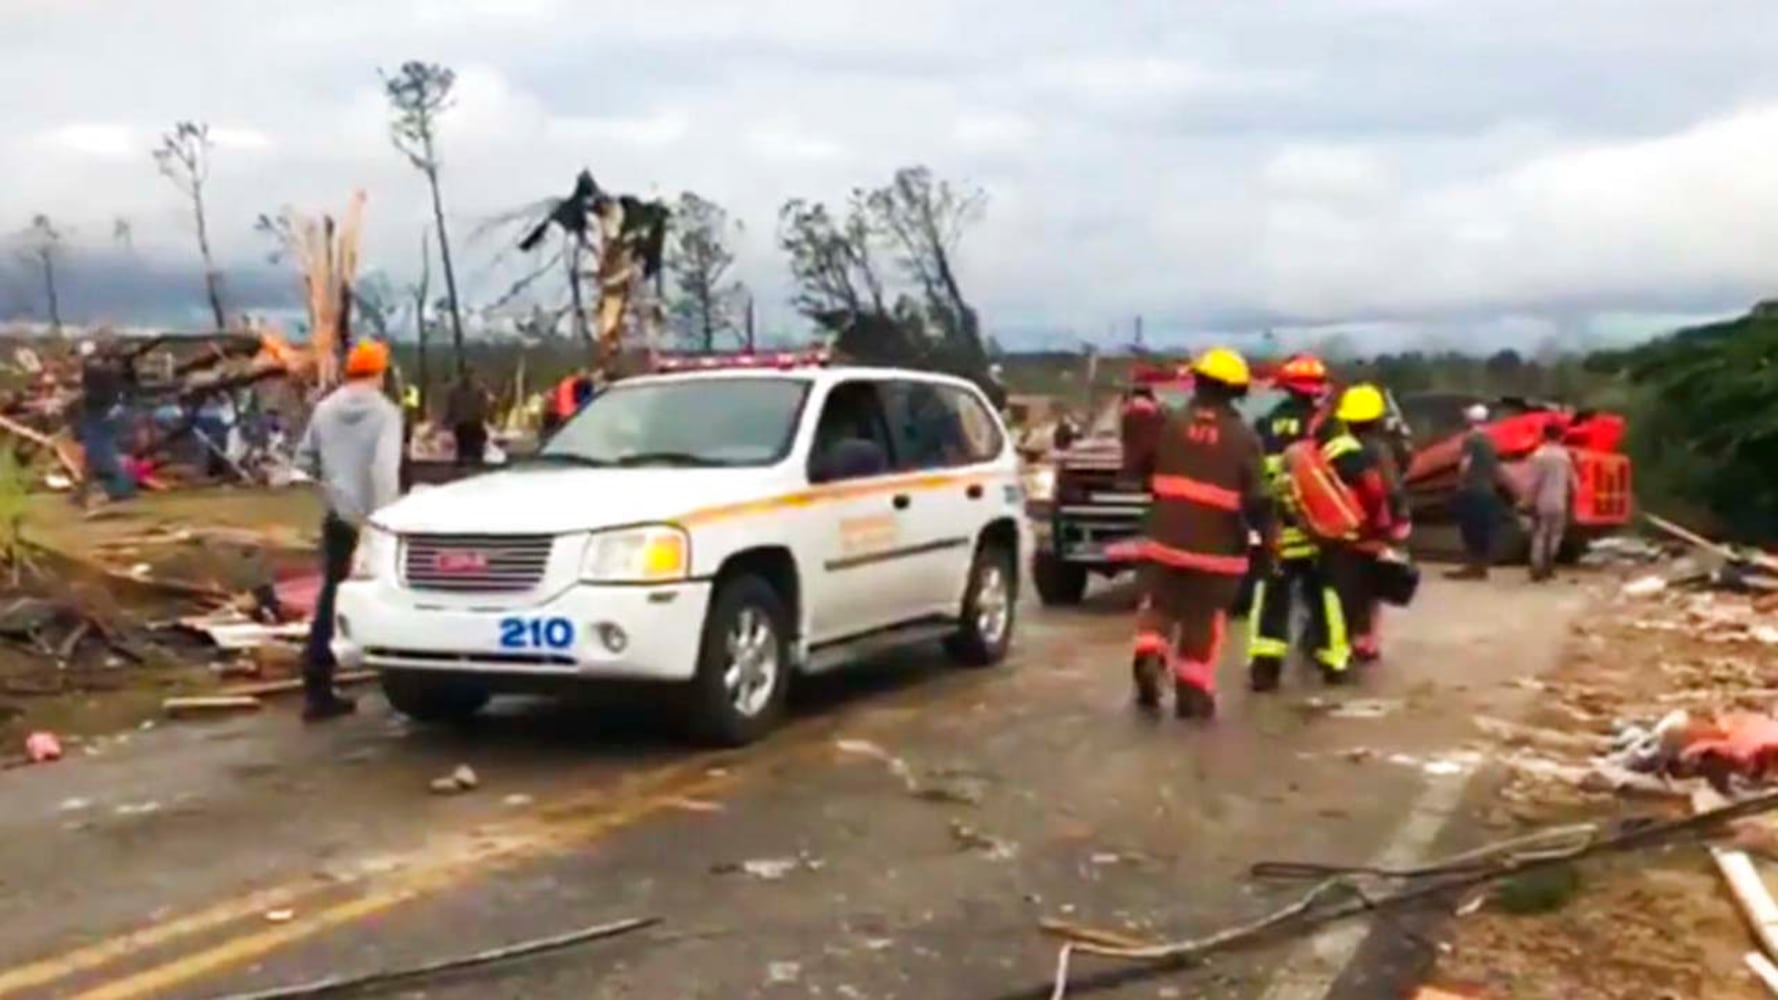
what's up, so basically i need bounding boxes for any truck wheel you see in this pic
[1556,535,1586,565]
[946,540,1017,666]
[687,574,791,747]
[1033,551,1088,606]
[380,671,491,724]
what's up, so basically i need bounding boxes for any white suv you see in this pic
[333,361,1027,745]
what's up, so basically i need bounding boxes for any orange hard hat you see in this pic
[344,339,390,379]
[1277,353,1329,393]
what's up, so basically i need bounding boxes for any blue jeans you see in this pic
[77,412,136,500]
[303,515,360,706]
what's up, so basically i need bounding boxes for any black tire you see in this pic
[380,671,491,724]
[687,573,791,747]
[1032,551,1089,606]
[946,540,1018,666]
[1556,534,1586,565]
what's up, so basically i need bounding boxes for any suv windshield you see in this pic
[538,376,810,467]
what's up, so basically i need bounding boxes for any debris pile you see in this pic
[1433,523,1778,999]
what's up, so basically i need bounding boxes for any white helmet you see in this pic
[1464,403,1489,424]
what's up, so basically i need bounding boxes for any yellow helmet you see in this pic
[1190,346,1251,388]
[1336,383,1387,424]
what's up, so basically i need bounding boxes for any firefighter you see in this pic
[1246,354,1348,690]
[1318,384,1408,667]
[1131,347,1272,720]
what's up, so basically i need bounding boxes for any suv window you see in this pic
[540,376,809,467]
[882,380,1001,471]
[807,380,896,483]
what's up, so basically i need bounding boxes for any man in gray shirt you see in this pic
[294,340,403,721]
[1523,422,1577,581]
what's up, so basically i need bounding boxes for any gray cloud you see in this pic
[3,0,1777,349]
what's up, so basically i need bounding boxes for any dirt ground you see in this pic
[1429,579,1778,1000]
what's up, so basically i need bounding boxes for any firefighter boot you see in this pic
[1131,654,1164,713]
[1175,680,1217,720]
[1249,657,1283,693]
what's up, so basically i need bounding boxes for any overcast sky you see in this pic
[3,0,1777,352]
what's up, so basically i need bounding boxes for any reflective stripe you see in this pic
[1249,637,1290,659]
[1263,455,1285,477]
[1151,475,1241,511]
[1133,631,1168,656]
[1141,540,1249,575]
[1246,580,1269,652]
[1175,611,1227,692]
[1322,434,1361,460]
[1317,585,1351,672]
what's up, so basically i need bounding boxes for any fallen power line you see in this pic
[991,790,1778,1000]
[202,916,658,1000]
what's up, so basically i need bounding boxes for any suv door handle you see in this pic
[892,494,911,510]
[965,483,984,500]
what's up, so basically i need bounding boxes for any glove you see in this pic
[1249,541,1275,579]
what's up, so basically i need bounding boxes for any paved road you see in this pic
[0,572,1591,999]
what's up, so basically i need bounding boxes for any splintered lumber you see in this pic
[223,671,374,699]
[163,695,263,717]
[1695,786,1778,965]
[1646,512,1778,574]
[0,413,83,481]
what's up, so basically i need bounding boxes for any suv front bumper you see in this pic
[332,579,713,682]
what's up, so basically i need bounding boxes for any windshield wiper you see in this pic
[513,453,612,468]
[612,451,732,468]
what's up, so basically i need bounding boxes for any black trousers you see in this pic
[1248,556,1349,672]
[303,514,360,706]
[1456,491,1500,564]
[453,423,488,468]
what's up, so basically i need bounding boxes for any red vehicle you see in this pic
[1396,393,1633,562]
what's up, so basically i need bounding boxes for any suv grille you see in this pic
[402,534,554,593]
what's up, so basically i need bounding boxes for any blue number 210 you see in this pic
[498,617,575,650]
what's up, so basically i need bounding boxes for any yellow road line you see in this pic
[0,757,722,1000]
[21,670,987,999]
[70,768,739,1000]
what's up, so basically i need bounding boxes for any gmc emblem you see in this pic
[433,550,489,574]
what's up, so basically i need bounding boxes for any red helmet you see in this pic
[1277,354,1329,395]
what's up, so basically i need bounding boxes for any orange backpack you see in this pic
[1281,439,1364,540]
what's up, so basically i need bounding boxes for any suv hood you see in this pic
[372,466,785,536]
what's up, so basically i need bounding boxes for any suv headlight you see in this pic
[1023,465,1057,503]
[580,526,689,583]
[349,526,392,580]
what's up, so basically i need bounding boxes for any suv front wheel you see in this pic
[687,574,792,746]
[381,671,491,724]
[946,540,1017,666]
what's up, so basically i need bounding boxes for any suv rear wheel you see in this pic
[1032,551,1088,606]
[946,540,1017,666]
[687,574,791,747]
[381,671,491,724]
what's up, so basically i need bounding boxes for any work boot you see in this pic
[1175,681,1216,720]
[1319,663,1355,687]
[302,694,358,724]
[1131,655,1164,713]
[1249,657,1283,693]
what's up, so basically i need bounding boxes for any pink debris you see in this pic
[1680,712,1778,777]
[273,572,323,620]
[24,731,62,763]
